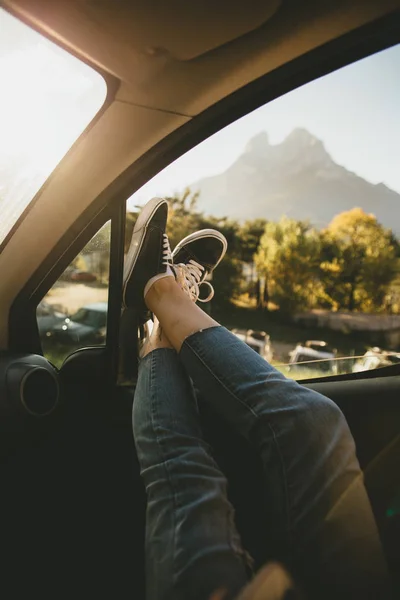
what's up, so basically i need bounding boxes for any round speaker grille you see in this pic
[21,367,59,416]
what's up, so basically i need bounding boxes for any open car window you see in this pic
[37,222,110,368]
[126,43,400,381]
[0,9,106,245]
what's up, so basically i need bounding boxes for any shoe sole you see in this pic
[123,197,167,306]
[172,228,228,270]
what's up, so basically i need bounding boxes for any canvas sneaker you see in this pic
[122,197,173,314]
[172,229,227,302]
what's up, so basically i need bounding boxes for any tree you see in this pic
[237,219,268,306]
[237,219,268,263]
[322,208,397,311]
[165,188,203,248]
[254,217,322,314]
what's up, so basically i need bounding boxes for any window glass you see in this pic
[38,222,110,368]
[0,9,106,244]
[126,44,400,380]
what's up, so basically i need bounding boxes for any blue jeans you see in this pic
[133,326,389,600]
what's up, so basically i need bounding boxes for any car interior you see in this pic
[1,1,400,597]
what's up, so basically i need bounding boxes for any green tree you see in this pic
[322,208,397,311]
[254,217,322,314]
[166,188,203,248]
[237,219,268,306]
[237,219,268,263]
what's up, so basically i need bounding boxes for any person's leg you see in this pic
[145,278,391,600]
[123,197,388,598]
[133,320,249,600]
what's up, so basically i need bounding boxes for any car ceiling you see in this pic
[4,0,283,66]
[0,0,399,349]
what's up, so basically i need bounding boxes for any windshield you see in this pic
[0,9,107,245]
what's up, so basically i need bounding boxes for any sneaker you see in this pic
[123,197,173,312]
[172,229,227,302]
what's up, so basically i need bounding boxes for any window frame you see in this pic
[8,10,400,384]
[9,202,125,378]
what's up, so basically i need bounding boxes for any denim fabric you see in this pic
[180,326,390,599]
[133,348,248,600]
[134,326,390,600]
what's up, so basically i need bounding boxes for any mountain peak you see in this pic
[279,127,333,169]
[283,127,321,147]
[244,131,270,154]
[191,127,400,234]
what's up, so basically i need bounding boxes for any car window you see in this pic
[125,43,400,381]
[37,222,110,368]
[0,9,106,245]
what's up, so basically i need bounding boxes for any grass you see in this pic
[272,361,360,381]
[210,302,372,380]
[272,364,333,381]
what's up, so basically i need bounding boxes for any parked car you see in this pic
[36,301,67,338]
[353,347,400,373]
[47,302,107,344]
[69,269,97,283]
[231,328,273,362]
[288,340,338,374]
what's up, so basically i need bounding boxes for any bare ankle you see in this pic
[145,275,178,306]
[140,320,174,358]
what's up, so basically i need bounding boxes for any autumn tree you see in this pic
[322,208,397,311]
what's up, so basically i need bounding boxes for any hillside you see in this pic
[192,128,400,233]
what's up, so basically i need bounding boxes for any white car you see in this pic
[288,340,338,374]
[353,347,400,373]
[231,329,273,362]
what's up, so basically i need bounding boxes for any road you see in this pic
[43,281,108,314]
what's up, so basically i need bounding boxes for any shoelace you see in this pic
[175,259,214,303]
[162,233,173,266]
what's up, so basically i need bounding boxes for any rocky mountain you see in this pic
[192,128,400,234]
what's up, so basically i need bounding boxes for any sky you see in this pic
[0,10,106,243]
[0,7,399,237]
[129,42,400,208]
